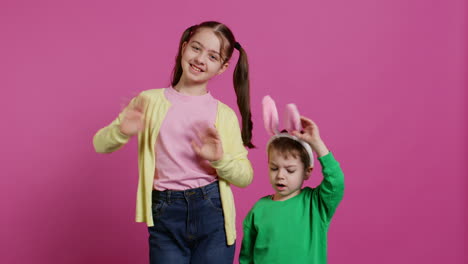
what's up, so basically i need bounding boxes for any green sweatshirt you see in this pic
[239,152,344,264]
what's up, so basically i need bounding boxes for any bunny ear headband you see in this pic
[263,95,314,167]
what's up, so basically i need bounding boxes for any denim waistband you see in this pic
[152,180,219,201]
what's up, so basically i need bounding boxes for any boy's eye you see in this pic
[287,170,296,174]
[269,167,278,171]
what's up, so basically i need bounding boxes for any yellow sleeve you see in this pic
[211,104,253,187]
[92,96,142,153]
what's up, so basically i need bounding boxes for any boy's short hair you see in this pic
[268,137,311,169]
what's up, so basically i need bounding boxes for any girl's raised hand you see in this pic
[191,126,224,162]
[119,96,147,137]
[292,116,329,157]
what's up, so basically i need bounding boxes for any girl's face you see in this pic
[268,149,312,201]
[180,28,229,85]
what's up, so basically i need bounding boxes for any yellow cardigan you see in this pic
[93,88,253,245]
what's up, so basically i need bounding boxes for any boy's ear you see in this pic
[304,166,313,180]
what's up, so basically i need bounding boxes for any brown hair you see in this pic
[171,21,254,148]
[268,137,311,170]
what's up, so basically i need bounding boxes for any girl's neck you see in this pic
[173,78,208,96]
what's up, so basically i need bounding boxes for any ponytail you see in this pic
[233,46,255,148]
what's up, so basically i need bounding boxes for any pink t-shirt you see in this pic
[153,87,219,191]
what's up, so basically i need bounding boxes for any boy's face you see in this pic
[268,149,312,201]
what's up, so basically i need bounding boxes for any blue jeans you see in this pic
[148,181,235,264]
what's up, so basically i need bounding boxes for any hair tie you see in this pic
[234,42,242,50]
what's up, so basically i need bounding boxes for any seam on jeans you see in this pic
[207,195,223,213]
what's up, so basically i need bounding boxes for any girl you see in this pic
[93,21,254,264]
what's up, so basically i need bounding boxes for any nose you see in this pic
[194,52,206,65]
[276,169,286,180]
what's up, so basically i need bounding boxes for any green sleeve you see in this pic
[315,152,345,223]
[239,210,256,264]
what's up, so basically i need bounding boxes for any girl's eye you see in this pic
[191,46,200,51]
[209,55,219,61]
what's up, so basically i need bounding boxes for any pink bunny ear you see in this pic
[284,103,302,132]
[262,95,279,136]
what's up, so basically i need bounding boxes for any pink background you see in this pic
[1,0,466,263]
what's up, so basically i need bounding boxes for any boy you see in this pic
[239,116,344,264]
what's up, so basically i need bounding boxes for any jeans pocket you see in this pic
[207,194,223,213]
[151,199,167,219]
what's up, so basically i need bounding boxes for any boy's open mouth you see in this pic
[276,183,286,187]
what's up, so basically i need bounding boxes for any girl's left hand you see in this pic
[191,126,224,162]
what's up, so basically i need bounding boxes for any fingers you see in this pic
[291,116,319,139]
[291,130,307,141]
[194,125,220,141]
[291,130,300,138]
[137,119,145,131]
[300,116,315,128]
[125,109,142,119]
[191,140,201,156]
[205,126,220,140]
[134,95,148,113]
[194,126,205,142]
[120,96,133,112]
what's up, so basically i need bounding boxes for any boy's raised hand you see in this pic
[191,126,224,162]
[119,96,147,137]
[292,116,329,157]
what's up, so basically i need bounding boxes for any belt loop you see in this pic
[201,185,208,199]
[167,190,171,204]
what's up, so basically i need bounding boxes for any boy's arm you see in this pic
[291,116,344,222]
[239,211,256,264]
[316,152,345,222]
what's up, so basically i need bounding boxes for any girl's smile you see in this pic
[189,63,205,73]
